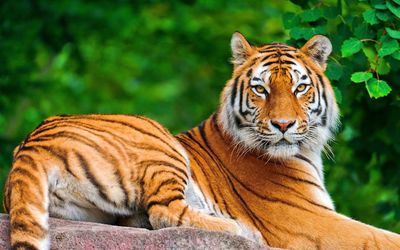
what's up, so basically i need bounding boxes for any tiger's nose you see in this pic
[271,119,295,133]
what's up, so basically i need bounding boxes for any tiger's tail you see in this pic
[4,151,50,250]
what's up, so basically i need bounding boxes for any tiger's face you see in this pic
[220,33,339,159]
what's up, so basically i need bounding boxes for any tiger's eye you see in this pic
[254,85,266,94]
[296,84,307,92]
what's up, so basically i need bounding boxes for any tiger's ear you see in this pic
[301,35,332,71]
[230,32,254,67]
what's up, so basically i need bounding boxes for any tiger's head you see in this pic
[220,32,339,159]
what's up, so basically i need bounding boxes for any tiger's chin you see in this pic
[263,141,300,159]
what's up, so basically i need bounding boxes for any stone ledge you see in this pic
[0,214,272,249]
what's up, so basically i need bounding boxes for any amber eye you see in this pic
[252,85,267,95]
[296,84,307,93]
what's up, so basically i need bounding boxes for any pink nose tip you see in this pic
[271,119,295,133]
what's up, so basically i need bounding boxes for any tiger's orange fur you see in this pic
[5,33,400,249]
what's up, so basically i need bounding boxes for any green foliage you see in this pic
[351,72,373,82]
[341,38,364,57]
[366,78,392,98]
[0,0,399,234]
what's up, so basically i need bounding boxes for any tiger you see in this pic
[4,32,400,250]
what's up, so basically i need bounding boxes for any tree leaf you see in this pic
[300,8,324,22]
[341,38,363,57]
[376,10,391,21]
[376,58,391,75]
[351,72,373,83]
[378,39,399,57]
[363,9,379,25]
[354,23,375,39]
[324,7,340,18]
[385,27,400,39]
[302,26,327,39]
[366,78,392,98]
[374,4,387,9]
[387,1,400,18]
[282,12,299,29]
[392,50,400,60]
[393,0,400,5]
[290,27,305,40]
[332,86,342,104]
[326,61,343,81]
[363,46,377,63]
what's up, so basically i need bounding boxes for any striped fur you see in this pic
[5,33,400,249]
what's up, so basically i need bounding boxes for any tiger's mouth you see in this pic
[267,140,300,158]
[254,136,301,158]
[274,139,292,146]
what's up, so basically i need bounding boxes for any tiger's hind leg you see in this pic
[142,164,240,235]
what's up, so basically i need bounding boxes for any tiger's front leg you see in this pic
[139,160,242,235]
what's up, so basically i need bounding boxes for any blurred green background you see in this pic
[1,0,399,232]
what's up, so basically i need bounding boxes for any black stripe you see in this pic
[14,154,39,171]
[177,206,188,226]
[139,160,188,179]
[52,191,65,203]
[177,136,221,213]
[260,47,294,53]
[234,114,244,128]
[271,171,324,191]
[277,60,296,65]
[147,194,184,210]
[76,152,118,206]
[11,241,39,250]
[282,53,295,59]
[115,171,131,209]
[238,80,252,117]
[246,68,253,77]
[197,122,211,148]
[10,167,43,196]
[38,145,78,179]
[295,154,322,180]
[29,123,63,139]
[11,219,46,238]
[268,179,332,211]
[230,76,239,107]
[263,60,279,67]
[147,179,183,199]
[150,170,187,184]
[317,74,328,126]
[211,113,225,136]
[136,115,172,139]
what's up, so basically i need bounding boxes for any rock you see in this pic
[0,214,272,249]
